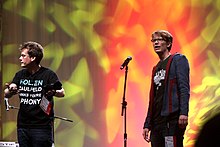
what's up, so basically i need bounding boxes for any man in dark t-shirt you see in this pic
[152,56,170,126]
[142,30,190,147]
[4,41,65,147]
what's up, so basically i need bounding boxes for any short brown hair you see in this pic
[152,30,173,51]
[19,41,44,64]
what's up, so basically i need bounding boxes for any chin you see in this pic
[155,50,162,53]
[21,64,26,67]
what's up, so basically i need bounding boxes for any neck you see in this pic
[27,64,41,74]
[158,52,171,61]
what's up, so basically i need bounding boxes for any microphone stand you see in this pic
[4,97,20,110]
[4,97,74,147]
[121,65,129,147]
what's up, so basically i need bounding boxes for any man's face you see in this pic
[19,48,32,67]
[151,34,170,54]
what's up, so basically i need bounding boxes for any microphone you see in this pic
[4,98,10,111]
[120,56,132,70]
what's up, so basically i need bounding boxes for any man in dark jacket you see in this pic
[142,30,190,147]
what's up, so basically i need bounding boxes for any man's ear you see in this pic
[167,42,171,48]
[30,56,36,62]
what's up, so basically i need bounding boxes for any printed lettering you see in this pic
[20,98,41,105]
[20,79,43,86]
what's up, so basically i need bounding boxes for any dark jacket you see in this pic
[144,53,190,129]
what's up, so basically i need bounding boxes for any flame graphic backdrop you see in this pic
[1,0,220,147]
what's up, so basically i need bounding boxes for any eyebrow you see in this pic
[151,37,164,42]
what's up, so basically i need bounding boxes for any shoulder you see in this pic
[41,66,59,78]
[40,66,56,74]
[173,52,185,58]
[38,67,58,79]
[171,53,190,69]
[15,68,27,75]
[172,53,188,61]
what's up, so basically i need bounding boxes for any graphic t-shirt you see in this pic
[152,56,170,125]
[12,67,59,128]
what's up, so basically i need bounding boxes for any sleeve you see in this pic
[48,70,60,84]
[44,69,62,99]
[143,66,156,129]
[143,105,152,129]
[12,71,22,85]
[175,54,190,116]
[42,68,60,86]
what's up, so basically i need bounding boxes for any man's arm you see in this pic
[175,54,190,128]
[175,55,190,116]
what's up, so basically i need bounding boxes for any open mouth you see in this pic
[154,46,160,49]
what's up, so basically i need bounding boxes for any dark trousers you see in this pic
[17,128,53,147]
[150,119,186,147]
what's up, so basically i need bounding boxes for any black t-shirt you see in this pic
[152,56,170,125]
[12,67,59,128]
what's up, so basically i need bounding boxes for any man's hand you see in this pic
[4,83,18,98]
[46,90,56,97]
[142,128,151,143]
[178,115,188,128]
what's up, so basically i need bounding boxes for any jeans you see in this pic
[150,119,186,147]
[17,128,53,147]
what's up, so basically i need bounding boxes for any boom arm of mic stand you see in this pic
[5,98,73,123]
[9,106,20,110]
[54,115,74,123]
